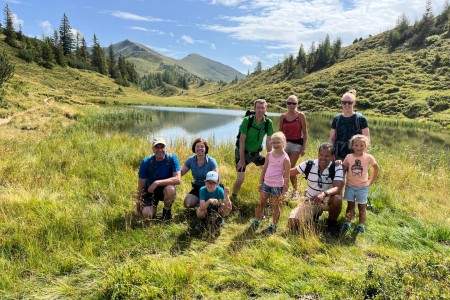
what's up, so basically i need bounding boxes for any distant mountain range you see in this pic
[111,40,245,83]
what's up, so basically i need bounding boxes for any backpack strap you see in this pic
[304,160,314,180]
[328,161,336,181]
[355,112,361,134]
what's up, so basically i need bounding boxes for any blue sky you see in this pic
[3,0,448,74]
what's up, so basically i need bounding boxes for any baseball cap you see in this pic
[152,137,167,147]
[205,171,219,183]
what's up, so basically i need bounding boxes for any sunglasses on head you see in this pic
[341,101,354,105]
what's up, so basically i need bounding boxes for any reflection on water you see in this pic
[123,106,449,152]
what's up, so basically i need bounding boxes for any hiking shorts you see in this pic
[235,149,265,172]
[289,196,330,222]
[343,185,369,204]
[143,185,165,207]
[285,142,302,154]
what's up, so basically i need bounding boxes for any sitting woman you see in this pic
[181,138,219,208]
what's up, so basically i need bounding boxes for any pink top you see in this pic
[343,153,377,187]
[281,113,302,140]
[264,151,289,187]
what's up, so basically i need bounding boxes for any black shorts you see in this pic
[143,185,165,207]
[235,149,265,172]
[188,184,202,198]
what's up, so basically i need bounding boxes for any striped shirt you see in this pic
[296,159,344,198]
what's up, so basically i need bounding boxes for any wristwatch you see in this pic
[323,191,329,197]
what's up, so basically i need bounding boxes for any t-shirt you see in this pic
[199,185,225,209]
[296,159,344,198]
[138,153,181,187]
[331,113,368,160]
[343,153,377,187]
[264,151,289,187]
[183,154,218,187]
[239,116,274,152]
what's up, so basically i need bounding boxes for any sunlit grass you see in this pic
[0,107,449,299]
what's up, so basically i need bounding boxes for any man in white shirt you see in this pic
[288,143,344,237]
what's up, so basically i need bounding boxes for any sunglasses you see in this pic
[154,145,166,150]
[318,175,323,189]
[341,101,354,105]
[286,102,297,105]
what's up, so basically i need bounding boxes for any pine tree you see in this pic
[3,4,16,47]
[41,37,55,69]
[296,44,307,70]
[59,13,74,56]
[330,38,342,64]
[91,34,107,74]
[0,50,15,86]
[254,61,262,74]
[107,44,117,78]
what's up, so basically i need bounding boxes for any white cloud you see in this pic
[182,35,194,44]
[110,11,164,22]
[70,28,83,39]
[12,13,24,29]
[128,26,165,34]
[211,43,216,50]
[40,20,53,36]
[240,55,259,66]
[204,0,437,54]
[211,0,244,6]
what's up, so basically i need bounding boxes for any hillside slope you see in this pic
[202,31,450,127]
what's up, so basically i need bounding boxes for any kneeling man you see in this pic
[288,143,343,237]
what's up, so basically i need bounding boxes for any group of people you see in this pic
[135,89,378,236]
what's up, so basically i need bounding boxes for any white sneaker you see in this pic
[291,191,300,200]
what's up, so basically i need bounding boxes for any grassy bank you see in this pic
[0,107,449,299]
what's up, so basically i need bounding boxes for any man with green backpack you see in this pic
[231,99,274,201]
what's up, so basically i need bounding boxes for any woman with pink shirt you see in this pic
[280,95,308,200]
[249,132,290,234]
[342,135,379,233]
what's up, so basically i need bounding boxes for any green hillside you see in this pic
[201,30,450,127]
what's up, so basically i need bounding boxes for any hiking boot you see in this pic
[161,208,172,221]
[326,219,340,238]
[262,224,277,234]
[249,219,260,231]
[356,224,365,233]
[291,191,300,200]
[342,222,351,231]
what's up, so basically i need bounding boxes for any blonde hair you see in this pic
[286,95,298,102]
[349,134,370,149]
[254,98,267,107]
[342,89,357,102]
[271,131,286,143]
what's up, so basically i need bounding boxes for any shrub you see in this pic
[403,102,431,118]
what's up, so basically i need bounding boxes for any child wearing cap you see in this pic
[196,171,232,230]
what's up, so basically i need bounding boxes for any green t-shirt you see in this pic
[239,116,274,152]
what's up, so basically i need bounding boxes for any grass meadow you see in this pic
[0,107,449,299]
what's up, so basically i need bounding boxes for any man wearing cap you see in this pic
[232,99,274,201]
[136,137,181,220]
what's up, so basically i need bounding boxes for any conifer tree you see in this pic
[296,44,307,70]
[41,37,55,69]
[3,4,16,47]
[0,50,15,86]
[59,13,74,56]
[91,34,107,74]
[107,44,117,78]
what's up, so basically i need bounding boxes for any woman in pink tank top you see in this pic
[280,95,308,200]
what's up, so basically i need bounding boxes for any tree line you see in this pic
[385,0,450,50]
[1,5,138,87]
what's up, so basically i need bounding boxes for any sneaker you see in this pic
[161,208,172,221]
[249,219,260,231]
[291,191,300,200]
[356,224,365,233]
[219,219,227,227]
[262,224,277,234]
[342,222,351,231]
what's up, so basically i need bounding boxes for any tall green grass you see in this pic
[0,108,449,299]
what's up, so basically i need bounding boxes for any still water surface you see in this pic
[125,106,449,152]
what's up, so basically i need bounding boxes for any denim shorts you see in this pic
[343,185,369,204]
[285,142,302,153]
[260,182,283,196]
